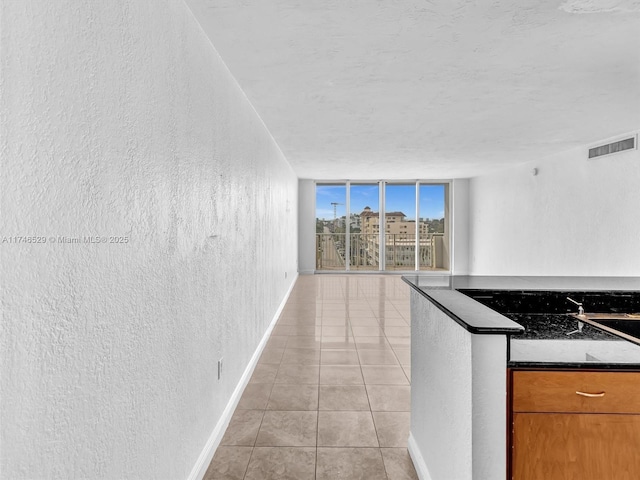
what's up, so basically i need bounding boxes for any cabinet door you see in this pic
[512,413,640,480]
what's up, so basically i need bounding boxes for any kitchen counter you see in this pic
[402,275,640,368]
[403,275,640,480]
[507,313,640,368]
[402,274,640,292]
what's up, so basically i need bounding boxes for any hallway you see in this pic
[204,275,418,479]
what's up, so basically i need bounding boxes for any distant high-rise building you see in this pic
[359,207,428,236]
[354,207,433,268]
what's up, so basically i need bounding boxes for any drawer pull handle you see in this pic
[576,391,605,398]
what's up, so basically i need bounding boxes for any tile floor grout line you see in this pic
[315,366,320,480]
[241,446,254,480]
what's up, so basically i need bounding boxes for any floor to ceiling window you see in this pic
[315,181,449,272]
[349,184,380,271]
[418,184,447,271]
[315,184,346,270]
[384,184,417,271]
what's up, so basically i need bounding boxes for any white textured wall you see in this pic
[451,179,470,275]
[0,1,297,479]
[470,334,507,479]
[468,141,640,275]
[410,291,473,480]
[298,179,316,274]
[410,291,506,480]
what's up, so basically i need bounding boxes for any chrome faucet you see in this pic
[567,297,584,315]
[566,297,585,335]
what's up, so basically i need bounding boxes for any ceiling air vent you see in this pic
[588,135,636,159]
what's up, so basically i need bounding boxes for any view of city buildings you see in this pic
[316,205,446,271]
[315,182,448,271]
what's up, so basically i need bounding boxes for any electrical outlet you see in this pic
[217,358,223,380]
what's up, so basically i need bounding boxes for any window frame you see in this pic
[314,180,451,273]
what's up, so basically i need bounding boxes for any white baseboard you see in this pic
[187,273,299,480]
[408,432,432,480]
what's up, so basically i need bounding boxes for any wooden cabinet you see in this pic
[509,370,640,480]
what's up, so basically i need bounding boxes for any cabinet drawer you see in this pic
[512,371,640,413]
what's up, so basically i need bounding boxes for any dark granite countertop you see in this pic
[403,275,640,368]
[401,286,525,335]
[402,275,640,292]
[505,314,615,340]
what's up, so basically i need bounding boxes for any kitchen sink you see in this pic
[572,313,640,346]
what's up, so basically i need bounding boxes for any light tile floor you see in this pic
[204,275,418,480]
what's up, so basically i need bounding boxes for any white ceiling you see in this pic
[185,0,640,179]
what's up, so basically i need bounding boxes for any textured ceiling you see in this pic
[185,0,640,179]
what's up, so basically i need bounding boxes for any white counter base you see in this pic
[410,290,507,480]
